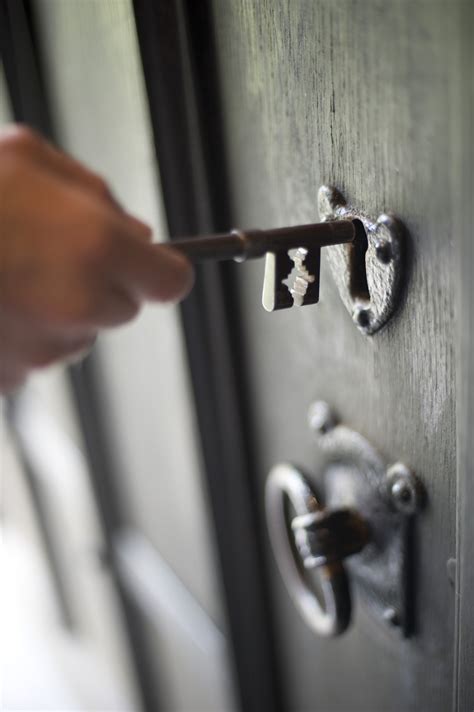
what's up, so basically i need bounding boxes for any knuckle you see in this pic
[0,125,40,154]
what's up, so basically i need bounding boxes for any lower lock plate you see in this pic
[308,400,424,635]
[265,402,425,638]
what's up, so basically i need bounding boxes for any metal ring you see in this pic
[265,463,351,636]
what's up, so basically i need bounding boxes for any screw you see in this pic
[375,240,393,264]
[308,401,336,436]
[383,607,400,627]
[391,479,413,506]
[386,463,423,515]
[353,305,372,330]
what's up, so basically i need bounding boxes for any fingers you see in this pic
[4,276,142,330]
[35,139,154,242]
[0,125,197,395]
[6,125,116,202]
[0,125,195,361]
[36,138,154,242]
[62,284,141,329]
[107,225,195,303]
[26,332,97,368]
[2,124,153,242]
[119,243,195,303]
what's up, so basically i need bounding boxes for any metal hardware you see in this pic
[318,185,404,335]
[292,508,370,568]
[172,186,404,325]
[172,221,355,262]
[386,463,425,516]
[265,401,424,638]
[265,463,353,637]
[172,220,356,311]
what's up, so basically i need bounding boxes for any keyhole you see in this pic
[349,220,370,301]
[283,248,316,306]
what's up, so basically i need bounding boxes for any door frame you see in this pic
[132,2,281,710]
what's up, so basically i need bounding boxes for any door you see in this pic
[203,2,473,711]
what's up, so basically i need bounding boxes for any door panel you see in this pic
[209,1,462,710]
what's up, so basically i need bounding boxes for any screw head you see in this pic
[386,463,423,515]
[352,305,372,331]
[391,479,413,505]
[383,607,401,627]
[308,401,337,436]
[375,240,393,264]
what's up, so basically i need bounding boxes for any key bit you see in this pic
[172,220,355,311]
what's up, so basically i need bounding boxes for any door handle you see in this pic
[265,402,425,637]
[265,462,366,637]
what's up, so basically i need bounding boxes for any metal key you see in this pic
[173,220,355,311]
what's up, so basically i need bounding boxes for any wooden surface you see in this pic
[210,1,464,710]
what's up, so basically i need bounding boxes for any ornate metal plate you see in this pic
[318,185,404,335]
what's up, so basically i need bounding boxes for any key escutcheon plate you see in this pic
[318,185,404,335]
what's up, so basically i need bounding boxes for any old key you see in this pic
[173,220,355,311]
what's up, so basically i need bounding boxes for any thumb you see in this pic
[112,237,195,303]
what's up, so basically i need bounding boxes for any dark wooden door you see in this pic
[202,2,473,710]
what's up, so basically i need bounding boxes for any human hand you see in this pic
[0,126,194,393]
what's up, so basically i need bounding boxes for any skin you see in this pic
[0,125,194,393]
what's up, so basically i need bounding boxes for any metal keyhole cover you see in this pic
[318,185,404,335]
[265,463,352,637]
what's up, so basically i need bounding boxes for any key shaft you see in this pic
[172,220,355,263]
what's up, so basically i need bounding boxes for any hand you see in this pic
[0,125,194,393]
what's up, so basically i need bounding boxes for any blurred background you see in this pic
[1,1,242,710]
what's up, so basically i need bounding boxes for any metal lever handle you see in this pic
[265,463,369,637]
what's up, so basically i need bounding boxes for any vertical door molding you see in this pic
[454,4,474,709]
[132,2,281,711]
